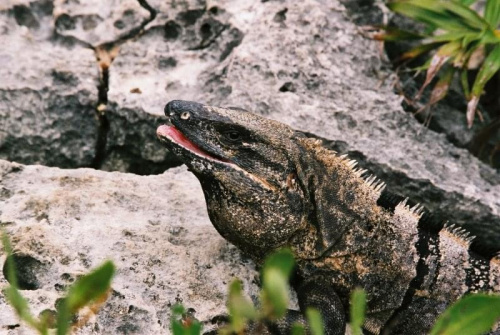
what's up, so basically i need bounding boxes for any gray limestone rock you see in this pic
[0,159,259,334]
[104,1,243,174]
[0,1,99,169]
[53,0,151,47]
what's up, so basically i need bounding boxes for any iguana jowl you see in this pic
[156,100,500,335]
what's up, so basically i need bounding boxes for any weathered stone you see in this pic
[0,1,99,169]
[53,0,151,47]
[0,160,259,334]
[104,1,243,174]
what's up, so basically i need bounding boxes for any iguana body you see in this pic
[156,100,500,335]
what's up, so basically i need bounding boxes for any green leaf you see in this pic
[65,261,115,312]
[291,323,306,335]
[399,42,443,61]
[350,289,367,335]
[373,26,426,41]
[171,319,185,335]
[485,0,500,27]
[3,287,38,328]
[453,0,478,6]
[227,280,257,332]
[172,304,185,316]
[306,308,324,335]
[440,1,488,30]
[430,294,500,335]
[55,299,71,335]
[187,322,202,335]
[2,232,18,288]
[388,1,480,32]
[1,231,41,331]
[461,70,471,98]
[56,261,115,335]
[260,249,296,318]
[262,248,295,278]
[262,268,290,318]
[468,43,500,127]
[170,304,202,335]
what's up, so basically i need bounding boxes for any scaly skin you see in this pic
[157,100,499,335]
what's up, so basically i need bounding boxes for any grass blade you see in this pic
[227,280,256,332]
[453,0,478,6]
[389,1,479,32]
[468,43,500,127]
[485,0,500,27]
[441,1,488,30]
[65,261,115,312]
[373,26,425,41]
[261,248,295,319]
[416,40,461,99]
[430,294,500,335]
[2,232,41,331]
[399,42,443,61]
[306,308,324,335]
[461,70,471,99]
[350,289,367,335]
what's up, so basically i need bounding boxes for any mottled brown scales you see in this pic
[157,100,499,335]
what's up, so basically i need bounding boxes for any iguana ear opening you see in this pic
[293,137,351,258]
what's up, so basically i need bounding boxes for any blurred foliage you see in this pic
[375,0,500,129]
[2,231,115,335]
[350,288,367,335]
[430,293,500,335]
[171,248,325,335]
[171,247,500,335]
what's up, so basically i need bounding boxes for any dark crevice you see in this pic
[90,57,110,169]
[87,0,157,170]
[188,25,228,51]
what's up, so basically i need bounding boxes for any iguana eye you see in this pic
[224,130,241,142]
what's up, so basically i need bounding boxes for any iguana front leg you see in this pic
[268,277,346,335]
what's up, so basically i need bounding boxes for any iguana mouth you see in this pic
[156,124,230,164]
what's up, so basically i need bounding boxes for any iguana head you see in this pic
[157,100,307,258]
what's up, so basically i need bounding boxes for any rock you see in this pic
[0,0,99,169]
[0,159,259,334]
[53,0,152,47]
[103,1,243,174]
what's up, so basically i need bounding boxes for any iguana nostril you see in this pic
[181,112,190,120]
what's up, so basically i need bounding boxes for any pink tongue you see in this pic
[157,125,220,161]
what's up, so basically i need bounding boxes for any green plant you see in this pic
[221,248,324,335]
[349,288,367,335]
[377,0,500,128]
[170,248,325,335]
[171,304,202,335]
[2,232,115,335]
[430,293,500,335]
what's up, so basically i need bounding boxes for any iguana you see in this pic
[156,100,500,335]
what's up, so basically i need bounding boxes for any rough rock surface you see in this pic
[0,1,99,168]
[0,159,259,334]
[53,0,151,47]
[103,0,243,174]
